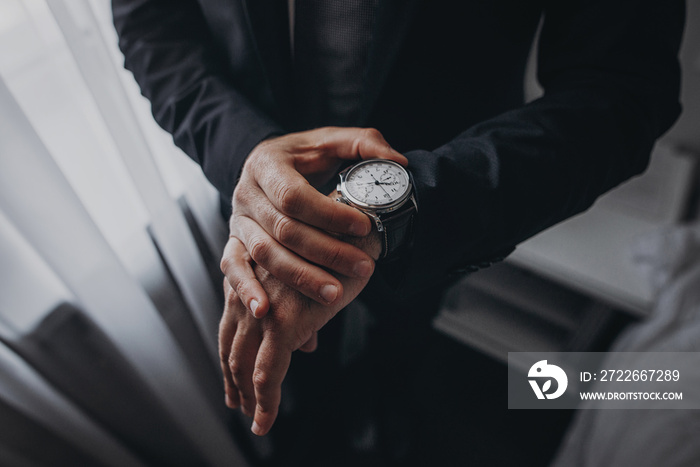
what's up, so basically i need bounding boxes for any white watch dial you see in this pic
[345,161,410,207]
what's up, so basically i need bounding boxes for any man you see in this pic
[113,0,684,462]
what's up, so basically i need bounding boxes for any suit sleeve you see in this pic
[393,0,685,293]
[111,0,283,199]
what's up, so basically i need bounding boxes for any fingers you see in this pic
[310,127,408,166]
[218,264,318,436]
[220,236,270,318]
[257,165,372,236]
[219,280,240,409]
[270,217,375,279]
[250,336,293,436]
[235,186,375,280]
[234,216,346,305]
[229,322,263,418]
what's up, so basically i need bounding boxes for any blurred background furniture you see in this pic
[434,0,700,368]
[0,1,248,465]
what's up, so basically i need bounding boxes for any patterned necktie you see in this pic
[292,0,380,129]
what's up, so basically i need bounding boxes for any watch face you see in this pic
[344,160,411,208]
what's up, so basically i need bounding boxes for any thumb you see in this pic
[311,127,408,166]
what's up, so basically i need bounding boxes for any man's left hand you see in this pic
[219,231,379,436]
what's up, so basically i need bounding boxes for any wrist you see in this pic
[237,132,286,187]
[335,159,417,261]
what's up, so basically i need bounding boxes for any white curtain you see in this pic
[0,1,246,465]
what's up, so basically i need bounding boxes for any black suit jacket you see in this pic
[112,0,684,297]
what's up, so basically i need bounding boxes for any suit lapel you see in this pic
[360,0,421,124]
[241,0,293,119]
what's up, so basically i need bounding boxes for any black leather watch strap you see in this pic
[378,202,416,261]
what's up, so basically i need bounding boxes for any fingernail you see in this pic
[250,299,260,317]
[251,421,263,436]
[349,222,369,237]
[319,284,339,304]
[225,394,234,408]
[353,260,373,278]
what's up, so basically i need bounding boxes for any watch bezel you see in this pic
[337,159,413,214]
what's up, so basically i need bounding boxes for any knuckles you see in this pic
[248,236,271,265]
[231,182,255,213]
[228,356,245,379]
[219,346,230,366]
[362,127,384,142]
[234,279,251,304]
[273,215,299,247]
[255,402,274,415]
[275,182,304,216]
[219,255,233,275]
[291,324,316,351]
[321,243,346,269]
[252,369,273,392]
[288,264,313,292]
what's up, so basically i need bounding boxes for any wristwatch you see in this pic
[337,159,417,260]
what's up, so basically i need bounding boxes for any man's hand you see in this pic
[219,232,380,436]
[226,127,405,318]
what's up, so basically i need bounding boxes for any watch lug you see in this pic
[366,212,384,232]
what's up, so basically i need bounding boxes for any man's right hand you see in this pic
[227,127,406,318]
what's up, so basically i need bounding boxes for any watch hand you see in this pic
[369,174,391,196]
